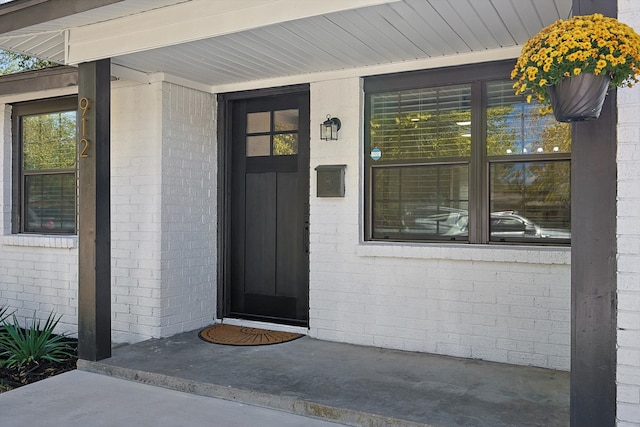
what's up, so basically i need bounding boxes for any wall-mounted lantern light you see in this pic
[320,115,341,141]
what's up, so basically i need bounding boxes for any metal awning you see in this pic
[0,0,572,89]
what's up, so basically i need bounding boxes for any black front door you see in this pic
[227,90,310,325]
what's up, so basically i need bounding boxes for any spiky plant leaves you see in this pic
[0,313,75,368]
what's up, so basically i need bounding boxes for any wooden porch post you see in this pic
[77,59,111,361]
[570,0,617,425]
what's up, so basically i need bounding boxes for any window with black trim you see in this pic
[12,97,77,234]
[364,61,570,245]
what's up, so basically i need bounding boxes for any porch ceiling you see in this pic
[0,0,572,89]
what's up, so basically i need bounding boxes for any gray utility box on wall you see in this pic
[315,164,346,197]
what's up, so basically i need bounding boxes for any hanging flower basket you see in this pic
[511,13,640,121]
[547,73,610,121]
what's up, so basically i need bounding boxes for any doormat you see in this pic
[198,324,303,346]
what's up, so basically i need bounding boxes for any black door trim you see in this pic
[216,84,310,322]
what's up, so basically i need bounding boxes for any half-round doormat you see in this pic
[198,324,303,346]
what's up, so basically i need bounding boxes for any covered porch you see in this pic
[0,0,621,426]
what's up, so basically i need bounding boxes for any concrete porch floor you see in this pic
[78,329,569,427]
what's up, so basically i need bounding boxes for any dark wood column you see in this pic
[77,59,111,361]
[571,1,617,426]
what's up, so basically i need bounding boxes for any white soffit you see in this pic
[0,0,572,87]
[0,0,188,63]
[66,0,403,64]
[113,0,572,87]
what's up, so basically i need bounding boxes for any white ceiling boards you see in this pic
[0,0,572,88]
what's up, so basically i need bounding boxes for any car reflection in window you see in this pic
[26,207,75,233]
[402,208,570,240]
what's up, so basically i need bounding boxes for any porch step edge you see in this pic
[77,360,433,427]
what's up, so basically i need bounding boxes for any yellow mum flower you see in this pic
[512,13,640,104]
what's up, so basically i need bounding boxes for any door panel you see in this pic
[245,172,277,295]
[276,172,301,297]
[228,91,309,325]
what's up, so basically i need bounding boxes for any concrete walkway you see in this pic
[75,330,569,427]
[0,370,344,427]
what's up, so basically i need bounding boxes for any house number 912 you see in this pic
[79,97,90,158]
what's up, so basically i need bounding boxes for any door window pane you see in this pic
[247,112,270,133]
[247,110,299,157]
[273,134,298,156]
[274,109,298,131]
[246,135,271,157]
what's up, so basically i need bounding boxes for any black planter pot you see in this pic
[547,73,610,122]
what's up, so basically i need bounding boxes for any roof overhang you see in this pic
[0,0,573,90]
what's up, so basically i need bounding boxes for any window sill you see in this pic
[356,242,570,265]
[2,234,78,249]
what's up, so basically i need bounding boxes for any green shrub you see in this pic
[0,313,75,368]
[0,306,13,324]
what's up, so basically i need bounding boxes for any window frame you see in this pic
[11,96,78,235]
[364,60,570,246]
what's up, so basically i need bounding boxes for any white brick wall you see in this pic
[0,95,79,336]
[617,2,640,425]
[110,82,164,342]
[110,81,217,342]
[158,82,216,337]
[1,80,216,344]
[308,77,572,370]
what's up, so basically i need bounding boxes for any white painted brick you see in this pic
[466,314,498,327]
[618,403,640,425]
[473,303,510,316]
[548,309,571,323]
[507,351,548,367]
[496,338,534,353]
[472,348,508,362]
[620,330,640,351]
[619,385,640,404]
[461,335,496,349]
[620,312,640,330]
[620,293,640,311]
[436,343,471,358]
[547,356,570,371]
[472,325,509,339]
[548,333,569,345]
[534,342,569,358]
[508,328,551,343]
